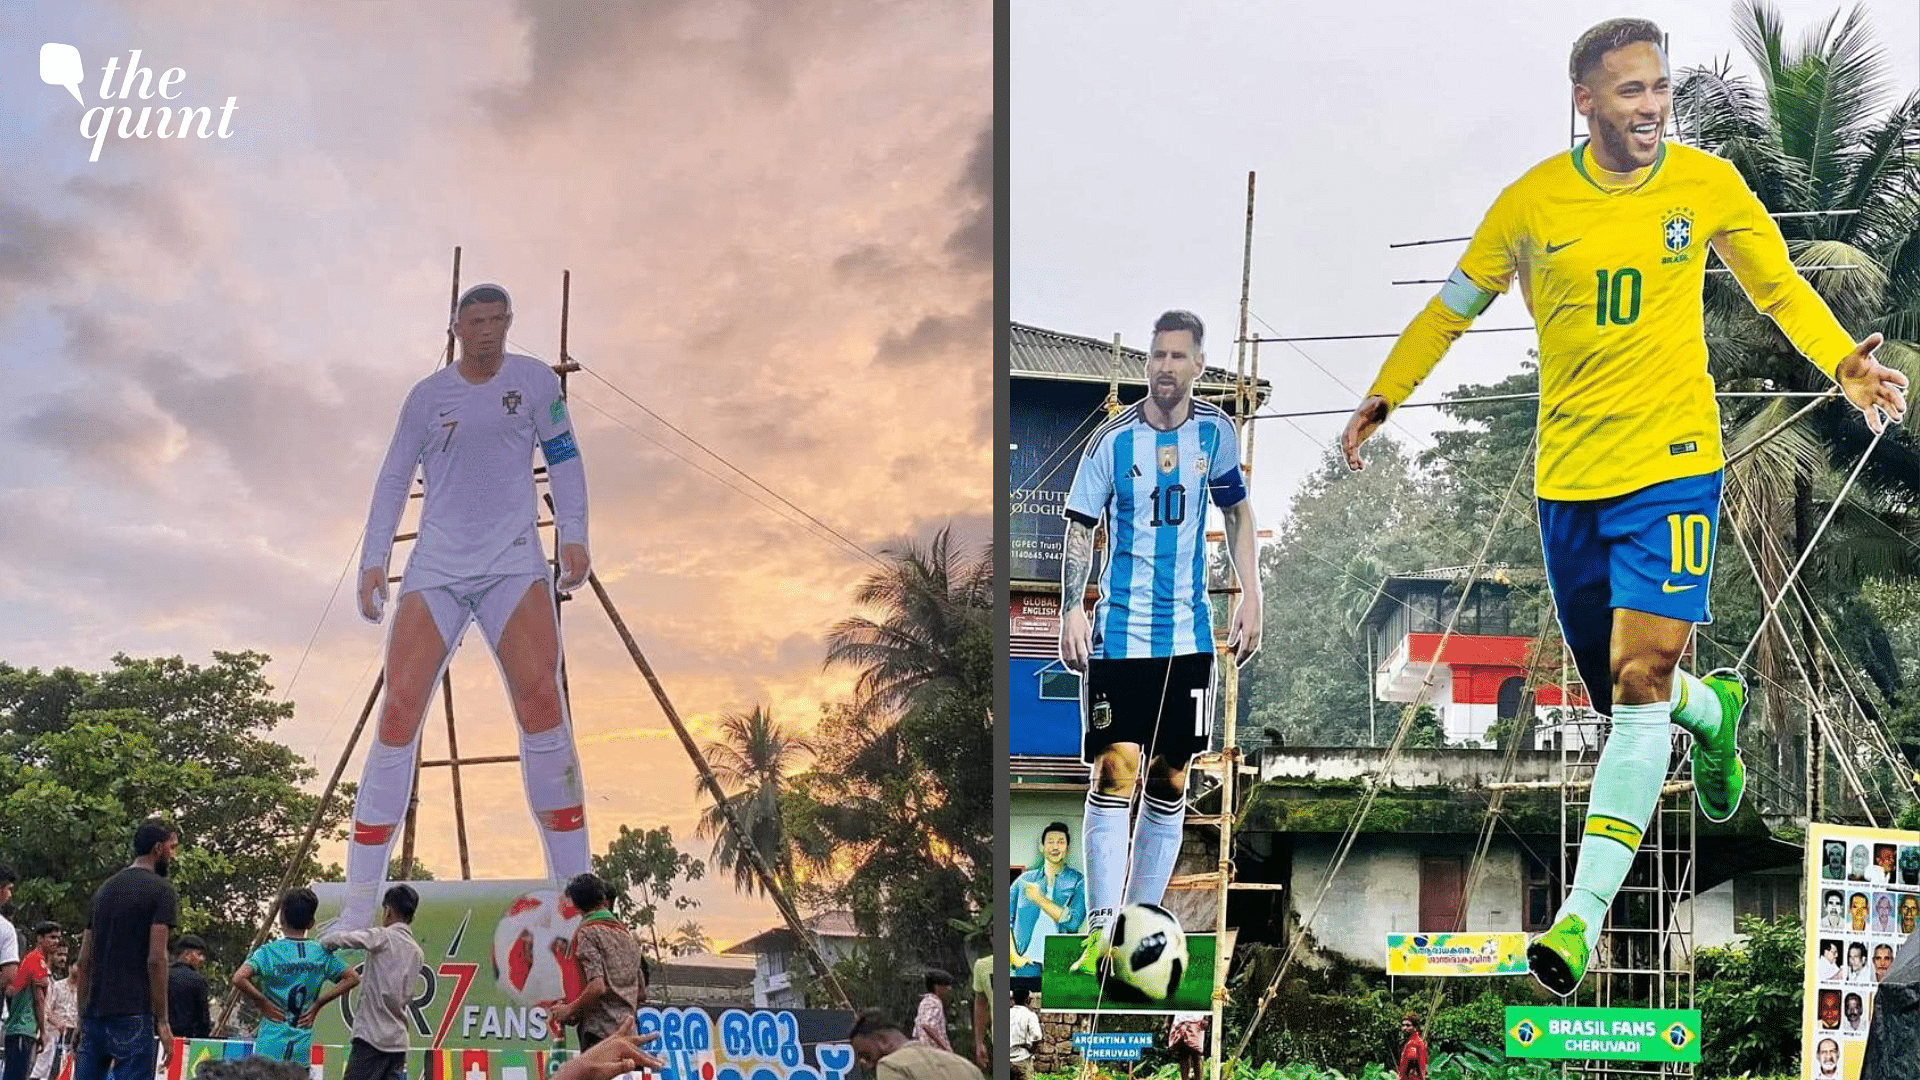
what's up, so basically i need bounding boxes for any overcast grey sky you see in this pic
[1013,0,1919,533]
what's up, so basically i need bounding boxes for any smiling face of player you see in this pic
[455,300,512,366]
[1040,826,1070,871]
[1145,329,1205,423]
[1575,40,1670,172]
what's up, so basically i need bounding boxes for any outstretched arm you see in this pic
[360,387,429,621]
[1711,181,1907,431]
[1347,188,1519,470]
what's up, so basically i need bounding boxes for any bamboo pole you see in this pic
[212,674,385,1035]
[581,567,853,1008]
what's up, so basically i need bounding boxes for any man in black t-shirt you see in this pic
[71,821,179,1080]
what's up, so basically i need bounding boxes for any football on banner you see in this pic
[1102,902,1188,1003]
[492,888,583,1005]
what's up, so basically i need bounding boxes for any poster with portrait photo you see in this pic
[1806,823,1920,1080]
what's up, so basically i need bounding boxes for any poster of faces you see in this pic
[1805,824,1920,1079]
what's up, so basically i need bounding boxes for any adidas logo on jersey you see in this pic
[1126,465,1142,478]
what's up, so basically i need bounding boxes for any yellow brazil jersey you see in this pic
[1367,140,1856,501]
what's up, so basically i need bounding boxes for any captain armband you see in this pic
[1437,267,1497,319]
[542,431,580,465]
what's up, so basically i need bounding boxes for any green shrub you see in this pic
[1694,915,1804,1077]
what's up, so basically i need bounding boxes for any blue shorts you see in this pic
[1538,470,1722,716]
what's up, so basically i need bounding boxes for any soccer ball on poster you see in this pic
[1100,903,1189,1004]
[492,888,585,1005]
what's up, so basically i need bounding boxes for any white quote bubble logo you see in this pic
[40,43,85,105]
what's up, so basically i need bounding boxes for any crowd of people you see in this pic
[4,821,996,1080]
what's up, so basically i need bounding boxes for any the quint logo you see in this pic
[39,43,239,162]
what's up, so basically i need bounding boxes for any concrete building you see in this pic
[651,952,758,1007]
[724,911,866,1009]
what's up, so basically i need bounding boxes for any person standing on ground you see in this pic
[1007,989,1041,1080]
[234,889,358,1065]
[1168,1013,1207,1080]
[30,950,75,1080]
[71,820,180,1080]
[912,971,955,1051]
[320,886,423,1080]
[546,874,645,1051]
[1397,1014,1429,1080]
[165,937,211,1041]
[5,923,61,1080]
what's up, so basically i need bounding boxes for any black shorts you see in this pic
[1082,653,1216,766]
[343,1041,408,1080]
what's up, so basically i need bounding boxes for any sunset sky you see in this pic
[2,0,992,948]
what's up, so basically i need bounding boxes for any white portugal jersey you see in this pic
[1064,400,1246,660]
[361,354,588,589]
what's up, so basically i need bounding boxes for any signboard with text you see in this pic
[1504,1007,1701,1063]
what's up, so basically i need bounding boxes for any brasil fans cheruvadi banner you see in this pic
[1503,1007,1701,1063]
[1385,933,1528,976]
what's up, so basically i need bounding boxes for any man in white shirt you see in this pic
[321,886,425,1080]
[1007,989,1041,1080]
[343,283,593,930]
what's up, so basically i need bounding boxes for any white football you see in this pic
[1102,902,1188,1003]
[491,888,583,1005]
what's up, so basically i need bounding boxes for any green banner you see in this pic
[1504,1007,1701,1063]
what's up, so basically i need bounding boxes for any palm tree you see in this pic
[693,705,814,896]
[1676,0,1920,812]
[667,920,712,956]
[824,525,994,719]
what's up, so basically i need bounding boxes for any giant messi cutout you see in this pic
[342,283,593,930]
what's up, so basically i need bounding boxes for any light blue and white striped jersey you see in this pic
[1064,401,1247,659]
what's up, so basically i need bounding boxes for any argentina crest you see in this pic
[1661,206,1693,264]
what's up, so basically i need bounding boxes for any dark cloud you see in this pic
[14,395,172,480]
[945,120,994,270]
[872,296,991,366]
[487,0,798,126]
[63,175,206,257]
[0,199,100,300]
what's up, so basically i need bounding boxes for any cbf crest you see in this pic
[1661,207,1693,264]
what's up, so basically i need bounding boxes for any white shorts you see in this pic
[399,571,550,651]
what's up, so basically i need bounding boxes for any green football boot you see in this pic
[1690,668,1748,823]
[1527,913,1590,997]
[1070,922,1110,977]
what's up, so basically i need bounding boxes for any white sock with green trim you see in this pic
[1668,669,1722,744]
[1556,702,1672,951]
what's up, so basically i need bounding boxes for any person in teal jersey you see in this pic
[232,889,359,1062]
